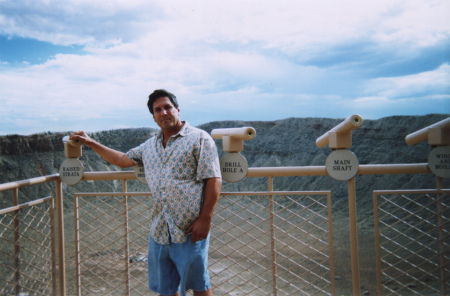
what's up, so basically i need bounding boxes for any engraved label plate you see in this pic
[220,152,248,183]
[428,146,450,178]
[134,162,148,184]
[59,158,84,185]
[325,150,359,181]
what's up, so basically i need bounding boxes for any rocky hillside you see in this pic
[1,114,448,216]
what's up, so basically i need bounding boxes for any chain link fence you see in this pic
[73,191,335,296]
[210,191,334,296]
[0,197,56,296]
[373,189,450,295]
[73,193,152,295]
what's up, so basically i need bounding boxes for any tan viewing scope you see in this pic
[405,117,450,146]
[62,135,83,158]
[211,127,256,152]
[316,114,363,149]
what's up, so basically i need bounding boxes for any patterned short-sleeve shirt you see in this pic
[126,122,221,245]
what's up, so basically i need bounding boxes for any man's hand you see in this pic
[186,216,212,243]
[186,177,222,243]
[70,131,94,146]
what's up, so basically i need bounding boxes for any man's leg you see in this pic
[193,288,212,296]
[170,234,211,295]
[148,236,181,295]
[160,293,180,296]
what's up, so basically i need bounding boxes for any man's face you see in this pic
[152,96,181,131]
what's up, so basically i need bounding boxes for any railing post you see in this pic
[268,176,278,296]
[327,192,337,296]
[348,178,360,296]
[123,180,131,296]
[55,179,66,296]
[373,192,383,296]
[74,195,81,296]
[13,188,20,296]
[50,197,57,296]
[436,177,447,295]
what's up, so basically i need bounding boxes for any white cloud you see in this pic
[2,0,448,49]
[366,63,450,98]
[373,0,450,47]
[0,0,160,45]
[154,0,449,54]
[0,0,449,135]
[353,96,391,108]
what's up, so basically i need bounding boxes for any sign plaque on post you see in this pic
[428,146,450,178]
[325,150,359,181]
[220,152,248,183]
[134,162,148,184]
[59,158,84,185]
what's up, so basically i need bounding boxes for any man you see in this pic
[70,89,222,296]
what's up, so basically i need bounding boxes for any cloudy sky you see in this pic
[1,0,449,135]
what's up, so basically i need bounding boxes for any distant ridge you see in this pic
[1,114,448,216]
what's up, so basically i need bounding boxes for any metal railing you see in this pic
[1,163,447,295]
[0,174,66,296]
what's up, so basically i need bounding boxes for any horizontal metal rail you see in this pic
[0,174,60,191]
[0,164,431,192]
[373,188,447,195]
[0,196,53,215]
[38,163,431,183]
[73,191,331,197]
[246,163,431,177]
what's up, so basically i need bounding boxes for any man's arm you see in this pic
[186,177,222,242]
[70,131,135,168]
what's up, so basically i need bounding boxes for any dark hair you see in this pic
[147,89,178,115]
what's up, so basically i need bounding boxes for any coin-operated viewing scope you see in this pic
[405,117,450,178]
[211,127,256,183]
[62,135,83,158]
[316,115,363,181]
[60,136,84,185]
[405,117,450,146]
[316,114,363,149]
[211,127,256,152]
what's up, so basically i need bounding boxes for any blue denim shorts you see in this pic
[148,234,210,296]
